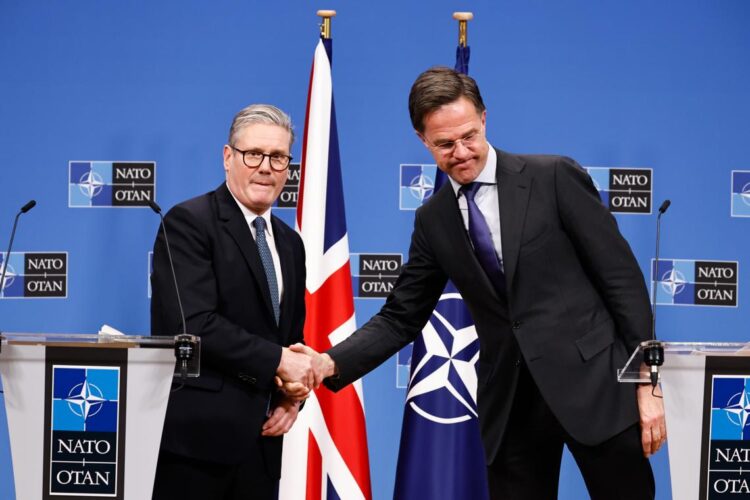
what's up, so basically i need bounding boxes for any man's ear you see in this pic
[223,145,232,174]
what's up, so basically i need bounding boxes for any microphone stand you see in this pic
[0,200,37,353]
[644,200,671,389]
[146,200,196,385]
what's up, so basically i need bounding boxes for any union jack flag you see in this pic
[279,37,372,500]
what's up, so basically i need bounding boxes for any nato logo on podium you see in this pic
[48,365,122,496]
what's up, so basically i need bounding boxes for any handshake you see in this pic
[275,343,337,401]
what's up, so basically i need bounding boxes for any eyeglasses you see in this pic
[425,130,483,155]
[231,146,292,172]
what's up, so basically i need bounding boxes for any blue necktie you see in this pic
[253,217,280,325]
[460,182,506,296]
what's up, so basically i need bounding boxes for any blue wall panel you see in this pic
[2,1,749,498]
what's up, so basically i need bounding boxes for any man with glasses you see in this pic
[299,67,666,499]
[150,104,314,499]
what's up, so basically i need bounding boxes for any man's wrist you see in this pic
[321,353,338,378]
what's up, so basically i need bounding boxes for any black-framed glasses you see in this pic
[231,146,292,172]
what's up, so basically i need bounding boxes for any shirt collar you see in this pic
[226,182,274,236]
[449,143,497,197]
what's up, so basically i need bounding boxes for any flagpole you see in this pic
[282,9,372,500]
[452,11,473,47]
[394,9,487,500]
[317,10,336,39]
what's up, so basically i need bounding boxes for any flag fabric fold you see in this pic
[454,45,471,76]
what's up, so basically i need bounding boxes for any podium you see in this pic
[620,341,750,500]
[0,332,199,500]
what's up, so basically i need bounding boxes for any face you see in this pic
[223,123,291,214]
[418,96,489,185]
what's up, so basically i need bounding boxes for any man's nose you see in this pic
[453,140,471,158]
[257,156,273,172]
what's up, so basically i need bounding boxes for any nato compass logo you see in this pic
[400,164,437,210]
[351,253,402,298]
[705,376,750,497]
[69,161,155,207]
[585,167,652,214]
[273,163,300,209]
[652,259,738,307]
[397,292,480,423]
[731,170,750,218]
[49,366,120,496]
[0,252,68,298]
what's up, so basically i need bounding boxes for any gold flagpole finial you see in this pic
[317,10,337,39]
[452,12,474,47]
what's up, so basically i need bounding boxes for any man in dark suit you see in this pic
[296,68,666,499]
[150,104,315,500]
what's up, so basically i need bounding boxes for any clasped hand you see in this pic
[275,343,335,401]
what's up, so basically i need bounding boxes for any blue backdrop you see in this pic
[1,1,749,498]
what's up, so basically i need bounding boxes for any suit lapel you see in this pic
[272,216,295,340]
[496,149,530,289]
[434,184,502,301]
[215,184,277,325]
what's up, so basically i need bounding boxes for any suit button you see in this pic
[248,377,256,384]
[515,359,521,367]
[512,321,522,330]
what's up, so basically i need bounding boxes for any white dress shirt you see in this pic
[227,184,284,302]
[448,144,504,270]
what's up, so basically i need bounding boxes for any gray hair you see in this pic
[228,103,295,147]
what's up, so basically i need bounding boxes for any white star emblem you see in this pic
[65,380,106,420]
[0,262,15,291]
[406,293,479,424]
[741,182,750,207]
[660,268,686,296]
[409,174,435,203]
[724,390,750,428]
[78,171,104,199]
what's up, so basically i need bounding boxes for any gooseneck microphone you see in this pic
[147,200,186,336]
[147,200,194,381]
[1,200,37,301]
[644,199,671,388]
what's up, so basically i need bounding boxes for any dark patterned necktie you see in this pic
[460,182,506,296]
[253,217,280,324]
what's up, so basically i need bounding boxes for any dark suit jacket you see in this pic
[150,183,306,477]
[326,149,651,463]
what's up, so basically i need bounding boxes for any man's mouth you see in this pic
[452,159,474,170]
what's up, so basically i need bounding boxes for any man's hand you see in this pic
[288,343,337,387]
[276,347,314,389]
[274,376,310,402]
[261,396,301,437]
[637,384,666,457]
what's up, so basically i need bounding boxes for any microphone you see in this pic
[644,199,671,388]
[147,200,194,381]
[20,200,36,213]
[658,199,671,214]
[1,200,37,301]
